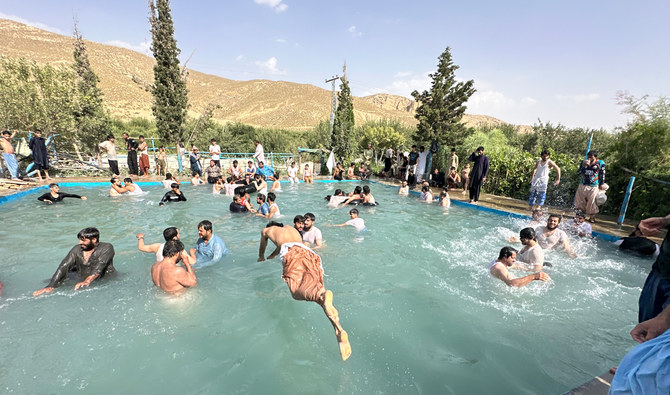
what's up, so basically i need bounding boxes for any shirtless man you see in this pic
[151,239,197,294]
[516,227,545,272]
[33,227,115,295]
[489,246,550,287]
[510,214,577,258]
[137,227,180,262]
[257,222,351,360]
[1,130,19,179]
[109,177,123,196]
[398,180,409,196]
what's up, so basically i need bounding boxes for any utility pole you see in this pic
[325,75,340,142]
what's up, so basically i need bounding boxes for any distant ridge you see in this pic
[0,18,529,132]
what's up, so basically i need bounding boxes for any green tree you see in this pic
[411,46,476,173]
[359,124,406,163]
[148,0,189,149]
[331,74,355,161]
[72,23,111,151]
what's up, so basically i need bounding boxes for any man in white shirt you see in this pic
[253,139,265,164]
[302,212,323,248]
[416,146,429,182]
[98,134,119,175]
[564,211,593,238]
[332,209,366,231]
[209,139,221,167]
[287,162,299,183]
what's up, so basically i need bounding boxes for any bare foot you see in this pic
[338,330,351,361]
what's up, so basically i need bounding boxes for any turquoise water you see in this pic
[0,181,652,394]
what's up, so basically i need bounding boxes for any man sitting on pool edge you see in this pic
[257,222,351,360]
[151,239,197,294]
[33,227,115,296]
[489,246,550,287]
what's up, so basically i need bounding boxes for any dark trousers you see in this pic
[469,180,483,202]
[127,151,138,175]
[108,160,120,175]
[638,269,670,323]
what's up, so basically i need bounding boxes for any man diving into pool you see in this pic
[33,227,115,296]
[257,222,352,361]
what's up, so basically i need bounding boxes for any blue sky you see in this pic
[1,0,669,130]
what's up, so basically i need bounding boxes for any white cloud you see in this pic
[105,40,151,55]
[275,38,286,43]
[253,0,288,13]
[235,54,245,61]
[468,89,537,113]
[254,57,286,75]
[347,25,362,37]
[555,93,600,103]
[394,71,412,78]
[0,12,65,34]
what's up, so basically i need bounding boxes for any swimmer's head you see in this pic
[349,208,359,217]
[163,227,179,241]
[267,192,276,202]
[198,220,213,239]
[257,193,266,203]
[165,173,172,180]
[363,185,371,195]
[110,177,120,185]
[304,213,315,230]
[440,191,448,198]
[266,221,284,228]
[422,185,429,192]
[124,178,133,184]
[547,214,561,230]
[353,186,362,195]
[532,209,543,220]
[171,183,179,190]
[304,212,316,222]
[77,227,100,250]
[497,246,517,266]
[233,195,241,203]
[519,227,536,243]
[401,181,407,187]
[49,183,59,190]
[163,239,185,259]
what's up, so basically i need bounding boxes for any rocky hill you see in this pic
[0,18,523,131]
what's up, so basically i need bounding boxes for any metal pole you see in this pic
[618,176,636,225]
[325,75,340,145]
[584,130,594,161]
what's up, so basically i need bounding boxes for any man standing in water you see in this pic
[257,222,351,360]
[489,246,550,287]
[137,227,181,262]
[189,220,229,268]
[33,227,115,296]
[151,240,197,294]
[468,146,490,204]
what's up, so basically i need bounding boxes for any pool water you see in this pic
[0,181,652,394]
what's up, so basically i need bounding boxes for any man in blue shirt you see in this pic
[189,220,229,268]
[256,161,277,181]
[256,193,270,216]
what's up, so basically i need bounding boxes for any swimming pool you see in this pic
[0,181,651,393]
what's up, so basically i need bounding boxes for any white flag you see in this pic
[326,151,335,174]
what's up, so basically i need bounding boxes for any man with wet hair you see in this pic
[137,227,181,262]
[303,212,323,248]
[159,183,187,206]
[37,183,87,204]
[293,215,305,234]
[489,246,550,287]
[33,227,115,296]
[255,193,269,216]
[510,214,577,258]
[332,208,366,231]
[516,227,545,272]
[110,177,144,195]
[151,239,197,294]
[564,211,592,238]
[189,220,229,268]
[257,221,351,360]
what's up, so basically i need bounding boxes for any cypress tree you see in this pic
[331,74,355,160]
[72,22,110,151]
[148,0,189,148]
[411,46,476,146]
